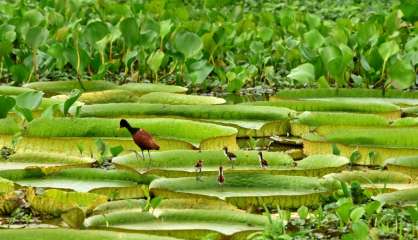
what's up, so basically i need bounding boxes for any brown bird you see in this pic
[120,119,160,166]
[217,166,225,191]
[194,159,203,181]
[223,147,237,169]
[258,151,268,169]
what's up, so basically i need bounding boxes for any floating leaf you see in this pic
[174,31,202,58]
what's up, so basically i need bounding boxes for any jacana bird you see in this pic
[217,166,225,191]
[194,159,203,181]
[223,147,237,169]
[120,119,160,167]
[258,151,268,169]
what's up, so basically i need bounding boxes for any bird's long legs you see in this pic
[147,150,152,168]
[129,150,141,162]
[231,161,234,169]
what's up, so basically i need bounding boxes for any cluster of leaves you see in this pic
[251,182,418,240]
[0,0,416,92]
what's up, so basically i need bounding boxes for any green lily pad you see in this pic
[275,88,418,99]
[24,80,117,95]
[150,173,329,208]
[0,86,36,96]
[373,188,418,205]
[13,168,152,199]
[118,83,187,95]
[0,229,182,240]
[384,156,418,177]
[139,92,226,105]
[85,208,266,239]
[113,150,293,176]
[290,111,388,136]
[78,90,140,104]
[76,103,294,137]
[244,98,401,120]
[0,118,238,155]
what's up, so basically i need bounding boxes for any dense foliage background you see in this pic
[0,0,417,93]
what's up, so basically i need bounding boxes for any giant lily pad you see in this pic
[150,173,329,208]
[113,150,294,176]
[24,80,117,95]
[0,229,182,240]
[0,118,238,155]
[324,170,414,191]
[85,208,266,239]
[384,156,418,177]
[76,103,295,137]
[78,90,140,104]
[0,152,94,174]
[0,85,36,96]
[275,88,418,101]
[13,168,152,199]
[244,99,401,120]
[290,111,389,136]
[373,188,418,205]
[26,187,107,216]
[118,83,187,95]
[139,92,226,105]
[303,128,418,165]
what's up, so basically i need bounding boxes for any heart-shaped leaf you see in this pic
[62,89,82,116]
[304,29,325,49]
[378,40,399,63]
[174,31,202,59]
[387,59,415,89]
[15,91,44,110]
[119,18,140,48]
[147,50,165,73]
[25,26,49,49]
[84,21,109,46]
[287,63,315,84]
[0,95,16,118]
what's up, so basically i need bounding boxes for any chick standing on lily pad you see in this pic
[223,147,237,169]
[258,151,268,169]
[194,159,203,181]
[217,166,225,191]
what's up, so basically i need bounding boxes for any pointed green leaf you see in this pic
[287,63,315,84]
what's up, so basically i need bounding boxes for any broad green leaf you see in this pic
[378,40,399,62]
[0,96,16,118]
[297,206,309,220]
[287,63,315,84]
[25,26,49,49]
[62,89,82,116]
[0,24,16,42]
[174,31,203,58]
[10,64,31,84]
[23,10,44,27]
[159,20,173,39]
[352,220,369,239]
[0,41,13,57]
[15,91,44,110]
[84,21,109,46]
[110,145,124,157]
[350,207,365,222]
[14,105,34,122]
[387,59,415,89]
[147,50,165,73]
[304,29,325,49]
[185,60,213,84]
[119,18,140,48]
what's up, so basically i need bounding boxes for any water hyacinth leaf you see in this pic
[159,19,172,39]
[25,26,49,49]
[0,41,13,57]
[378,40,399,62]
[387,59,415,89]
[174,31,203,58]
[23,10,44,27]
[287,63,315,84]
[185,60,213,84]
[147,49,165,73]
[62,89,82,116]
[15,91,44,110]
[120,18,140,48]
[0,24,16,42]
[304,29,325,49]
[84,21,109,46]
[0,96,16,118]
[110,145,124,157]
